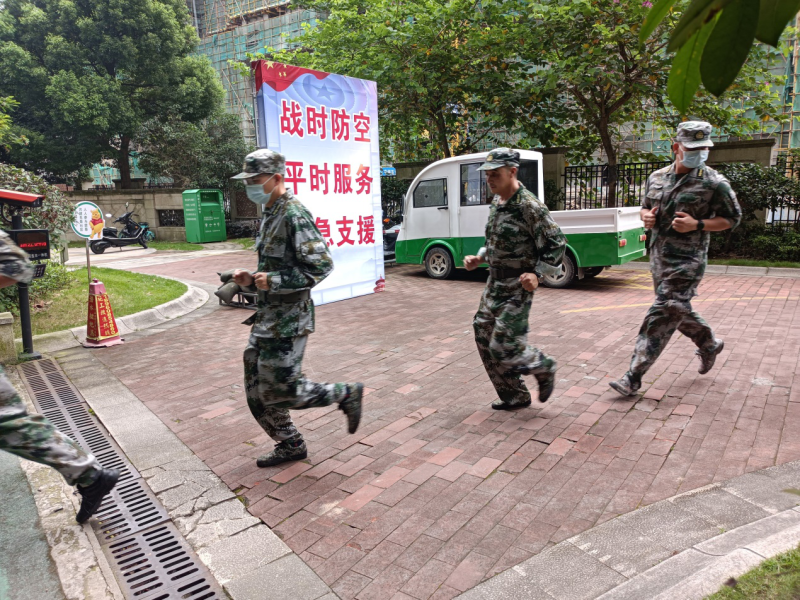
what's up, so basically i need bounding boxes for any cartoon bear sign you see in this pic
[71,201,105,240]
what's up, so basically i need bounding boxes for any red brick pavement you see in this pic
[93,259,800,599]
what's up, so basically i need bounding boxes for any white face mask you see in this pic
[680,149,709,169]
[244,174,277,205]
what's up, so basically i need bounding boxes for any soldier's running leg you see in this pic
[0,366,118,522]
[676,306,723,373]
[244,335,362,467]
[474,283,556,408]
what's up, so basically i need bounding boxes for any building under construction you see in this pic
[186,0,321,147]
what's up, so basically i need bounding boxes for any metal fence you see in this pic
[767,153,800,229]
[562,161,670,209]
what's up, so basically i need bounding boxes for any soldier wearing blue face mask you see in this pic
[609,121,742,396]
[230,149,364,468]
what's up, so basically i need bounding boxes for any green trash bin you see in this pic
[183,189,227,243]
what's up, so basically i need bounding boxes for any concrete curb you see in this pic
[457,462,800,600]
[53,346,335,600]
[21,280,209,354]
[616,262,800,278]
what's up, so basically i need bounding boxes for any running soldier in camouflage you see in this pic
[465,149,567,409]
[610,122,742,396]
[232,149,363,467]
[0,229,118,523]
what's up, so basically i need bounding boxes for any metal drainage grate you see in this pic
[102,522,222,600]
[90,478,171,545]
[18,358,225,599]
[20,359,140,485]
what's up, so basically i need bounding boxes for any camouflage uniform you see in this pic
[0,230,100,486]
[234,150,357,447]
[472,149,567,407]
[621,122,742,388]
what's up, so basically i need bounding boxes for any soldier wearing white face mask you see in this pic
[609,121,742,396]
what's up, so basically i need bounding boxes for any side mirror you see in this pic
[125,202,129,209]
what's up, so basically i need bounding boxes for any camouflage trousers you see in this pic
[0,366,100,486]
[473,278,555,405]
[243,334,350,443]
[628,273,716,380]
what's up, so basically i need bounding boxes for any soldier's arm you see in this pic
[265,207,333,292]
[527,202,566,278]
[0,231,33,286]
[709,179,742,230]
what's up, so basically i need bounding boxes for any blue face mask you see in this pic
[680,149,709,169]
[245,175,276,205]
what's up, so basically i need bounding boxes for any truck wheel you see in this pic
[424,247,454,279]
[583,267,604,278]
[541,253,576,289]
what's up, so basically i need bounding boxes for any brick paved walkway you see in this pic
[93,258,800,600]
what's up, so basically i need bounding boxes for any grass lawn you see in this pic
[18,267,186,338]
[705,544,800,599]
[633,256,800,269]
[68,240,201,252]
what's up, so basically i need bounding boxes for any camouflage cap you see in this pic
[676,121,714,149]
[476,148,521,171]
[231,149,286,179]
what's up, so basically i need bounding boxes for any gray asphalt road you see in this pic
[0,451,64,600]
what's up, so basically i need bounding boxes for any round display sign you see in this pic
[72,201,105,240]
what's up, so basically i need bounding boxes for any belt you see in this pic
[490,267,532,279]
[258,289,311,304]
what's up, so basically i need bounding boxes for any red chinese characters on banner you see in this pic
[334,164,352,194]
[310,163,330,194]
[306,106,328,139]
[315,217,333,246]
[313,215,376,248]
[353,112,371,142]
[281,161,373,196]
[279,100,304,137]
[336,217,354,246]
[355,165,373,195]
[279,103,371,143]
[331,109,350,141]
[358,216,375,245]
[285,161,307,194]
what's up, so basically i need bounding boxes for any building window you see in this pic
[158,209,185,227]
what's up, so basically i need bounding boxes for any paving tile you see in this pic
[95,262,800,597]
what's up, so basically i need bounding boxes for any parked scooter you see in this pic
[90,203,151,254]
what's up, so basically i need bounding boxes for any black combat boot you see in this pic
[609,373,641,397]
[340,383,363,434]
[257,437,307,468]
[491,399,532,410]
[76,468,119,524]
[697,339,724,375]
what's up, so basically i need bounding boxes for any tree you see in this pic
[246,0,524,161]
[643,0,800,111]
[513,0,784,205]
[0,96,26,149]
[136,110,250,190]
[0,0,223,187]
[0,163,75,248]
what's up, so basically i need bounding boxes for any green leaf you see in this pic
[755,0,800,46]
[668,17,717,113]
[668,0,734,52]
[640,0,678,43]
[700,0,760,96]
